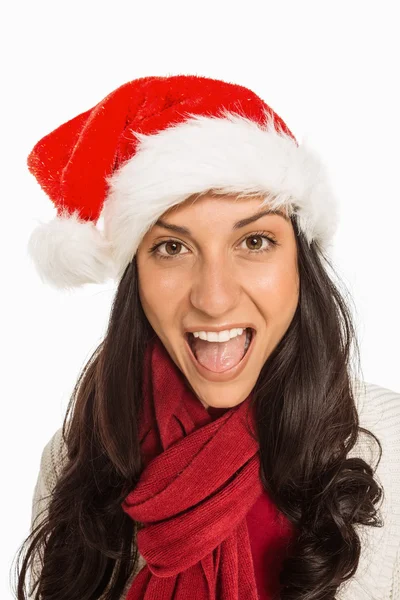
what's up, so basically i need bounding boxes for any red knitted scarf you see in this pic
[121,336,287,599]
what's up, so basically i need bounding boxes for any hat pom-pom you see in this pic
[27,209,116,290]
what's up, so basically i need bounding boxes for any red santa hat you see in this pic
[27,74,339,290]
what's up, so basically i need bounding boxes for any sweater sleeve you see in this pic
[29,427,67,599]
[390,546,400,599]
[336,380,400,600]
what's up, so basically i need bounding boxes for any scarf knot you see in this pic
[121,337,291,599]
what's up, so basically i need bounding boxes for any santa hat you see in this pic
[27,74,339,290]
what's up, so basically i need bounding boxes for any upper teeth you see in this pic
[190,328,249,342]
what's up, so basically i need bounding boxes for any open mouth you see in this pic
[186,327,255,360]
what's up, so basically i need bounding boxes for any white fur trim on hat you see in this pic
[27,209,116,290]
[103,110,339,283]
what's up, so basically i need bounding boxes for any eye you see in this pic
[152,240,190,259]
[148,231,279,260]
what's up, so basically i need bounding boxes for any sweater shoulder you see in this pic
[43,426,68,488]
[31,427,67,529]
[337,379,400,599]
[30,426,146,600]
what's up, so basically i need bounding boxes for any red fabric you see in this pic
[208,408,296,600]
[208,407,297,600]
[121,337,297,599]
[27,75,297,224]
[246,488,296,599]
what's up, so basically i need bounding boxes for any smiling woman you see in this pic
[14,75,400,600]
[136,192,299,399]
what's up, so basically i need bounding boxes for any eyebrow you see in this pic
[154,208,289,236]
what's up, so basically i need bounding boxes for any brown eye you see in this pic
[240,232,277,255]
[245,236,263,251]
[164,241,183,256]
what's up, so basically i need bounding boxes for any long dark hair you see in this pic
[13,197,383,600]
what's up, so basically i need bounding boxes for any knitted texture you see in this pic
[120,336,296,599]
[30,378,400,599]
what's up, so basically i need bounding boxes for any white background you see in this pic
[2,1,399,597]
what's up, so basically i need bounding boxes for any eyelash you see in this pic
[147,231,279,261]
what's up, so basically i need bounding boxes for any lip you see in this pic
[184,323,257,334]
[184,328,256,383]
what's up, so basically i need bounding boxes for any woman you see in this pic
[14,75,400,599]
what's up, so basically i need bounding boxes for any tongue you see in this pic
[191,330,248,372]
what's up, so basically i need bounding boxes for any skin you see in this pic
[136,193,300,411]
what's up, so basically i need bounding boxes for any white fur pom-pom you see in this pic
[27,209,116,290]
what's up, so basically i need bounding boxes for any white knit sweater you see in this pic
[30,380,400,599]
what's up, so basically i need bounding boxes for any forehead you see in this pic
[161,191,292,220]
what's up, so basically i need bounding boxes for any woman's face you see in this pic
[136,194,300,411]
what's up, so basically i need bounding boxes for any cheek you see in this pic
[254,260,299,319]
[137,267,156,316]
[140,271,185,306]
[138,269,185,329]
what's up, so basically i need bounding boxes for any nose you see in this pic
[189,259,241,318]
